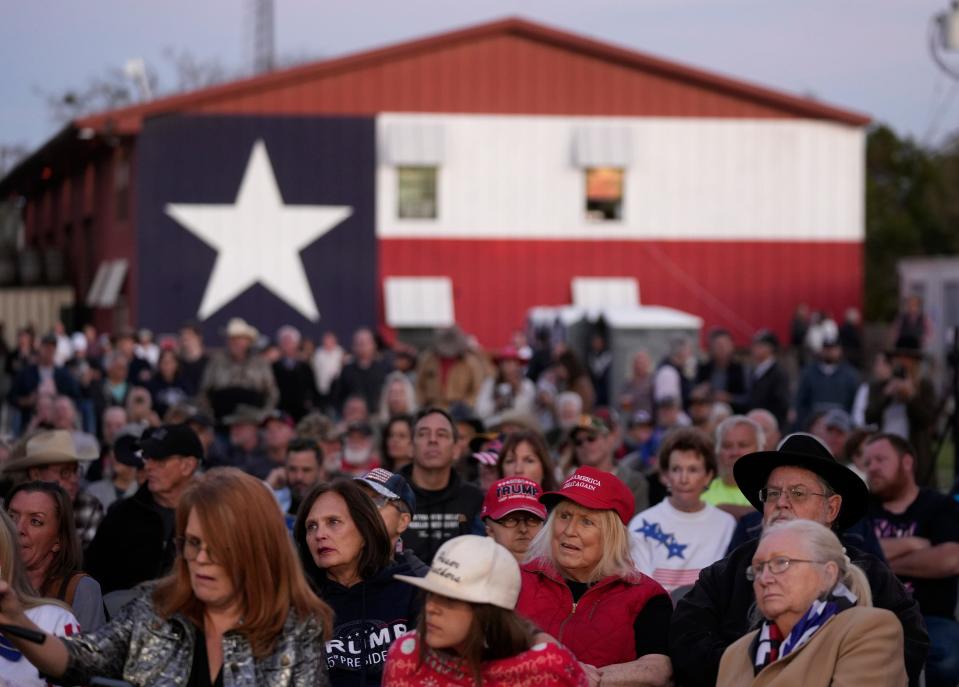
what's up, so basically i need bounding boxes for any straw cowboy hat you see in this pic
[224,317,259,340]
[2,430,90,474]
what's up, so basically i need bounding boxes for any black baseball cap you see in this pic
[138,424,204,462]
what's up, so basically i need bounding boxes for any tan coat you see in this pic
[717,606,907,687]
[415,351,487,408]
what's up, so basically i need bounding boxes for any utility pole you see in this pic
[253,0,275,74]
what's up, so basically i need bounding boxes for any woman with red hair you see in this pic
[0,468,333,686]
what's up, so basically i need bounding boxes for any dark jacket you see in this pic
[794,360,861,430]
[314,558,425,687]
[273,358,318,421]
[398,465,484,564]
[746,360,791,429]
[669,537,928,687]
[334,359,390,415]
[84,485,177,594]
[8,363,80,425]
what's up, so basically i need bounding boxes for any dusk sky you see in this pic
[3,0,957,154]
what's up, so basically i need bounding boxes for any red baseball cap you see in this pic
[481,477,547,521]
[540,466,634,525]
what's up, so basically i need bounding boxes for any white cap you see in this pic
[394,535,520,610]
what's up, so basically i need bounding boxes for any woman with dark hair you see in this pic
[380,414,415,473]
[295,479,425,686]
[6,480,105,630]
[383,535,586,686]
[0,468,332,686]
[0,508,79,687]
[497,430,559,492]
[147,348,191,420]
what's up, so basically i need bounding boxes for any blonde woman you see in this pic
[717,519,906,686]
[516,467,672,687]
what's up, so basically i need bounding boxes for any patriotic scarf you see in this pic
[753,582,857,674]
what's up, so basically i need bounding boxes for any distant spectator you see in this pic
[377,370,418,425]
[865,337,938,487]
[415,326,487,409]
[176,321,208,397]
[654,336,693,410]
[586,331,613,407]
[555,349,595,414]
[840,307,864,369]
[199,317,278,422]
[746,408,781,451]
[338,421,380,477]
[795,335,860,430]
[311,330,344,413]
[380,414,415,473]
[112,327,152,386]
[702,416,764,519]
[8,334,79,432]
[746,330,790,428]
[892,295,932,352]
[475,347,536,421]
[618,349,654,418]
[694,328,747,409]
[272,325,318,421]
[333,327,390,416]
[146,349,190,419]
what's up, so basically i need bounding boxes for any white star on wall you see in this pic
[165,139,353,321]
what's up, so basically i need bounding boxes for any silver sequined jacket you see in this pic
[57,588,329,687]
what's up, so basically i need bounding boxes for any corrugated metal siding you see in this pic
[376,114,864,241]
[191,35,812,120]
[380,238,862,347]
[0,287,74,341]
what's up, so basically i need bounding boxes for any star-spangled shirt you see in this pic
[628,499,736,592]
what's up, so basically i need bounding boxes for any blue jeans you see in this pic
[924,614,959,687]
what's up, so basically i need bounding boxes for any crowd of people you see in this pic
[0,300,955,686]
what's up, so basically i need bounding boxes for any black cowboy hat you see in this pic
[733,432,868,530]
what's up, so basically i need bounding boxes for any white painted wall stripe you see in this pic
[375,114,864,242]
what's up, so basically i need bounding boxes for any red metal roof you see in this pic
[75,16,870,135]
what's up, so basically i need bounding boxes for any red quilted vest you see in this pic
[515,558,668,668]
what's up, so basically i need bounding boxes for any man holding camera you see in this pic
[865,335,938,486]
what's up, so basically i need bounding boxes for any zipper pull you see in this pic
[571,602,577,614]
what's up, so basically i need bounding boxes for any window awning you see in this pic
[85,259,128,308]
[381,122,445,165]
[384,276,454,328]
[573,126,633,167]
[571,277,640,308]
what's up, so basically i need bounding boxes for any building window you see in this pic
[585,167,623,221]
[397,166,437,219]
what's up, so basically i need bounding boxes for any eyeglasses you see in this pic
[746,556,825,581]
[758,486,829,505]
[574,435,601,447]
[175,535,218,564]
[494,513,544,529]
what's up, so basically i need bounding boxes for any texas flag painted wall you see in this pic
[136,114,377,341]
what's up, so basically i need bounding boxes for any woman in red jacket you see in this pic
[383,535,586,686]
[516,466,673,686]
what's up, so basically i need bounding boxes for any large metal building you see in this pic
[0,17,869,346]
